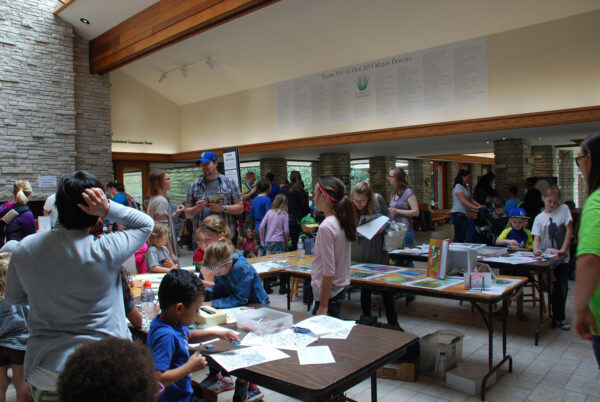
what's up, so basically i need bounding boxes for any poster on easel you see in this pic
[222,147,241,190]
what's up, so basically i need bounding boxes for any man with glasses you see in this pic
[185,151,243,247]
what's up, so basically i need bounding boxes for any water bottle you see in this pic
[435,352,448,383]
[140,280,156,332]
[297,239,304,259]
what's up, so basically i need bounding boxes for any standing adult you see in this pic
[388,168,420,248]
[241,171,257,228]
[4,170,154,399]
[522,177,544,229]
[43,193,59,229]
[473,172,498,209]
[351,182,402,330]
[106,182,127,206]
[185,151,243,247]
[147,169,183,259]
[450,169,484,243]
[573,134,600,367]
[0,180,35,245]
[286,171,311,251]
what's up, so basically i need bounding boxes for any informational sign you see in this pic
[38,175,57,188]
[222,147,241,190]
[276,37,487,130]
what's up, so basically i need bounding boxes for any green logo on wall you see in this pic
[356,75,369,91]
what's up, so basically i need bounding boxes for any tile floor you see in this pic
[5,224,599,401]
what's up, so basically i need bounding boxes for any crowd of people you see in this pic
[0,135,598,402]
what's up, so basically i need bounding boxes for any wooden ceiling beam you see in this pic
[89,0,280,74]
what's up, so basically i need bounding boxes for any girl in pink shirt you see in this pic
[311,176,357,318]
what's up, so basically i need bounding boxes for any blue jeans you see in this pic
[311,288,346,319]
[451,212,468,243]
[593,335,600,369]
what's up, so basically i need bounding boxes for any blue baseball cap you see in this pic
[196,151,218,164]
[508,207,529,219]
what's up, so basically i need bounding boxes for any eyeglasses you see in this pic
[352,198,367,204]
[163,177,171,181]
[202,258,232,271]
[575,154,588,168]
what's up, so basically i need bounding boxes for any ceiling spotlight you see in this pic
[501,137,506,141]
[180,67,187,78]
[485,141,490,144]
[158,73,167,84]
[205,57,214,70]
[80,18,90,25]
[537,137,543,140]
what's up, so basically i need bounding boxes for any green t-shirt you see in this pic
[576,188,600,334]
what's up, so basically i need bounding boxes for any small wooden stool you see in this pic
[290,277,303,298]
[523,272,546,312]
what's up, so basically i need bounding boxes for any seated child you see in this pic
[496,207,532,321]
[0,251,30,402]
[259,194,289,255]
[135,242,149,273]
[146,223,179,273]
[204,238,270,309]
[241,227,258,258]
[147,270,239,402]
[194,215,232,289]
[57,337,157,402]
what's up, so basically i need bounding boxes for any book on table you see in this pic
[427,238,450,279]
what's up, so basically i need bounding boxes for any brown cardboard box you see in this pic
[376,357,420,382]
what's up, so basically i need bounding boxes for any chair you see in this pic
[522,273,546,312]
[290,277,303,298]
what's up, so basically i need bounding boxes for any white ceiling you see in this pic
[56,0,600,161]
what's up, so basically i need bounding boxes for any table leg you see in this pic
[535,269,554,345]
[371,372,377,402]
[287,274,291,310]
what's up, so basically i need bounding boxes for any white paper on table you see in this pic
[298,346,336,365]
[294,316,353,336]
[479,256,536,265]
[210,346,290,372]
[241,328,317,351]
[189,326,241,348]
[37,216,52,232]
[320,323,355,339]
[357,215,389,240]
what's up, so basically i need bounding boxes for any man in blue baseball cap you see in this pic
[185,151,243,246]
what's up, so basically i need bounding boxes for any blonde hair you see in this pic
[149,223,169,244]
[543,186,561,198]
[352,181,375,215]
[204,238,235,267]
[13,180,32,205]
[0,252,11,297]
[198,215,231,240]
[271,194,288,214]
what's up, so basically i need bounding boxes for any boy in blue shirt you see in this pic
[147,269,239,402]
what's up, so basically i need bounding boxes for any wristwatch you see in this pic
[223,205,227,213]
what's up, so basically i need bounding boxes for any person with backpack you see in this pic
[0,180,35,246]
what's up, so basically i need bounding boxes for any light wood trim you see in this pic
[54,0,75,15]
[90,0,280,74]
[113,105,600,163]
[420,154,495,164]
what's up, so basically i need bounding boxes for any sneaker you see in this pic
[554,320,571,330]
[278,286,289,295]
[200,373,235,394]
[247,385,264,402]
[233,380,249,402]
[357,314,378,326]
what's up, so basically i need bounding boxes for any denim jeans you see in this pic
[311,288,346,319]
[593,335,600,369]
[451,212,468,243]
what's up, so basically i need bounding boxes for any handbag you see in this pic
[383,221,407,251]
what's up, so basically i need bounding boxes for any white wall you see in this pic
[111,70,180,153]
[112,10,600,153]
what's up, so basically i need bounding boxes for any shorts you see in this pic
[0,346,25,366]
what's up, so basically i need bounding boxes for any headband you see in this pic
[317,182,339,203]
[200,224,220,234]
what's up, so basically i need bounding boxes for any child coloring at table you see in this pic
[495,207,533,321]
[259,194,289,255]
[532,186,573,330]
[202,239,269,401]
[311,176,357,318]
[147,269,239,402]
[0,251,31,402]
[146,223,179,273]
[193,215,232,288]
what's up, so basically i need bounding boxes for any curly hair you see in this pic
[149,223,169,244]
[57,337,157,402]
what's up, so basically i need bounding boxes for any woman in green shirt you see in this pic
[574,133,600,367]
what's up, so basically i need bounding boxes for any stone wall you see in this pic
[494,138,531,201]
[318,153,350,192]
[408,159,432,205]
[369,156,394,199]
[558,150,577,205]
[530,145,558,179]
[259,158,287,185]
[74,35,113,186]
[0,1,113,201]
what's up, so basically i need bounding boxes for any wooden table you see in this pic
[283,265,526,401]
[202,307,418,402]
[390,249,561,345]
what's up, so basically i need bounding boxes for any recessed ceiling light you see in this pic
[80,18,90,25]
[537,137,542,140]
[485,141,490,144]
[501,137,506,141]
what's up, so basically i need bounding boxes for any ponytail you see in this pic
[15,190,28,205]
[317,176,357,242]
